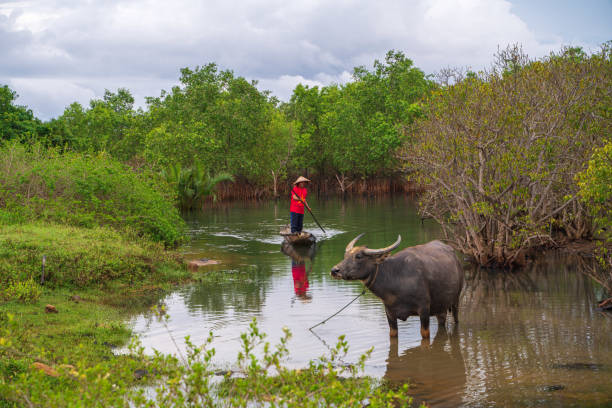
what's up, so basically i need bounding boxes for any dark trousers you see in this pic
[290,212,304,233]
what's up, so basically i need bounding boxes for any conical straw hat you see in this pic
[293,176,311,185]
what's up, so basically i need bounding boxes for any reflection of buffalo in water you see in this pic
[384,328,466,408]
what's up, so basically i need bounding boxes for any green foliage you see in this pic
[0,223,186,289]
[48,89,147,159]
[2,279,42,303]
[144,64,278,186]
[285,84,328,175]
[412,44,611,267]
[0,85,48,142]
[578,140,612,235]
[286,50,433,182]
[2,53,434,194]
[162,163,234,210]
[0,141,185,246]
[577,140,612,288]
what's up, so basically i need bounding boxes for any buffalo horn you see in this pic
[345,233,365,253]
[363,235,402,256]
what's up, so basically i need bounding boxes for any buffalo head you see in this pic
[331,234,401,280]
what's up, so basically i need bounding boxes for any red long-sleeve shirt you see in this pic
[290,187,307,214]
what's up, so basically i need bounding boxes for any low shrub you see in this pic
[0,141,185,247]
[2,279,41,303]
[0,223,186,289]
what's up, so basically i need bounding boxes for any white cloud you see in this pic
[8,78,96,118]
[0,0,603,119]
[9,76,180,119]
[257,71,353,102]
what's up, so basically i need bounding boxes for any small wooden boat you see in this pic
[280,225,316,246]
[281,239,317,261]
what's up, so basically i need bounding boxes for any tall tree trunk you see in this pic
[271,170,278,199]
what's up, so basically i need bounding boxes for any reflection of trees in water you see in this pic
[574,253,612,305]
[462,253,598,309]
[385,328,466,408]
[184,266,275,314]
[458,253,612,407]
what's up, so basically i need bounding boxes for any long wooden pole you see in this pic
[291,187,326,233]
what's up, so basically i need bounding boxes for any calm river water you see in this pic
[128,196,612,407]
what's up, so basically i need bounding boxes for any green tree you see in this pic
[48,88,144,160]
[0,85,47,142]
[144,64,278,186]
[284,84,328,177]
[578,141,612,231]
[412,44,611,267]
[577,140,612,294]
[315,51,432,191]
[251,111,297,197]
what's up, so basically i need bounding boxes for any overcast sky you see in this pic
[1,0,610,120]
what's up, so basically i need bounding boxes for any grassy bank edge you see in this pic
[0,222,421,407]
[0,221,189,404]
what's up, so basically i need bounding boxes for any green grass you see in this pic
[0,221,192,407]
[0,307,419,407]
[0,223,190,293]
[0,289,133,365]
[0,287,157,408]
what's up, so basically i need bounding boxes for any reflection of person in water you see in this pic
[292,259,310,298]
[281,241,315,301]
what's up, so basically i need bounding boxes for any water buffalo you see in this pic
[330,234,463,338]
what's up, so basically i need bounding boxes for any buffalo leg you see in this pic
[420,313,430,339]
[436,313,447,328]
[385,306,398,337]
[451,303,459,324]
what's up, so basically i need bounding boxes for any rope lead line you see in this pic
[308,288,366,331]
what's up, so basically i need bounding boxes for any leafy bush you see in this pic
[0,85,48,143]
[2,279,41,303]
[0,141,185,246]
[144,64,276,186]
[578,140,612,236]
[161,163,233,210]
[577,140,612,294]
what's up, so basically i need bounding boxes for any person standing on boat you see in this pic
[290,176,311,233]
